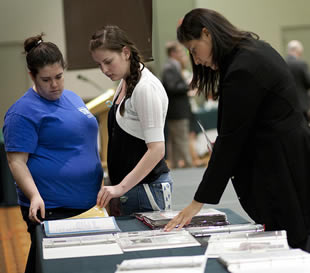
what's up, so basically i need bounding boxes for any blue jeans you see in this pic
[120,172,173,215]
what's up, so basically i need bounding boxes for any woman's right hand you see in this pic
[29,194,45,223]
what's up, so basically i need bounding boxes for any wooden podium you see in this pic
[86,89,115,169]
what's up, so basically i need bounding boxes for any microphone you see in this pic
[76,74,102,91]
[77,74,89,81]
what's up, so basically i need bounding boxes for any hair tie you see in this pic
[36,40,43,46]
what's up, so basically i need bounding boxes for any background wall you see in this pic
[196,0,310,60]
[1,0,310,129]
[151,0,195,75]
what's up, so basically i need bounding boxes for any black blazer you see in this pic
[194,39,310,248]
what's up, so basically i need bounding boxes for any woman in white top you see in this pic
[90,25,172,215]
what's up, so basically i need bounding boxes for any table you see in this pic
[35,209,248,273]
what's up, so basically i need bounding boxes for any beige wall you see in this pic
[151,0,195,76]
[195,0,310,56]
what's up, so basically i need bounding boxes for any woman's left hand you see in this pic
[164,200,204,231]
[96,185,124,208]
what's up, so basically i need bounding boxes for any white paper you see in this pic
[42,234,123,259]
[207,230,289,258]
[115,255,207,273]
[44,216,120,236]
[116,230,200,252]
[218,248,310,272]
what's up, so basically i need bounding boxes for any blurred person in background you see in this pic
[162,41,192,168]
[286,40,310,122]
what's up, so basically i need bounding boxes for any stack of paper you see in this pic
[218,248,310,273]
[43,216,120,237]
[42,234,123,259]
[134,208,229,229]
[207,230,289,258]
[115,255,207,273]
[115,229,200,251]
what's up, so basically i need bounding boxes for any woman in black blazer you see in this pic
[165,8,310,251]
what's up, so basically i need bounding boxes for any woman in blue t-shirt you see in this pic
[3,34,103,273]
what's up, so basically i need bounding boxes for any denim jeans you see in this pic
[120,172,173,215]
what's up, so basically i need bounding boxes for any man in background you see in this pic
[162,41,192,168]
[286,40,310,122]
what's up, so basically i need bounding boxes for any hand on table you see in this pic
[164,200,203,231]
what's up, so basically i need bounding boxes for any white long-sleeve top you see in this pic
[114,67,168,143]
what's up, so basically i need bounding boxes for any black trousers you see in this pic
[20,206,88,273]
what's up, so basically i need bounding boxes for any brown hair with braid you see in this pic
[89,25,144,115]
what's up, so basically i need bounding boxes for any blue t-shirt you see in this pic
[3,88,103,209]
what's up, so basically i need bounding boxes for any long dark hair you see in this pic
[24,33,65,77]
[89,25,144,115]
[177,8,259,99]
